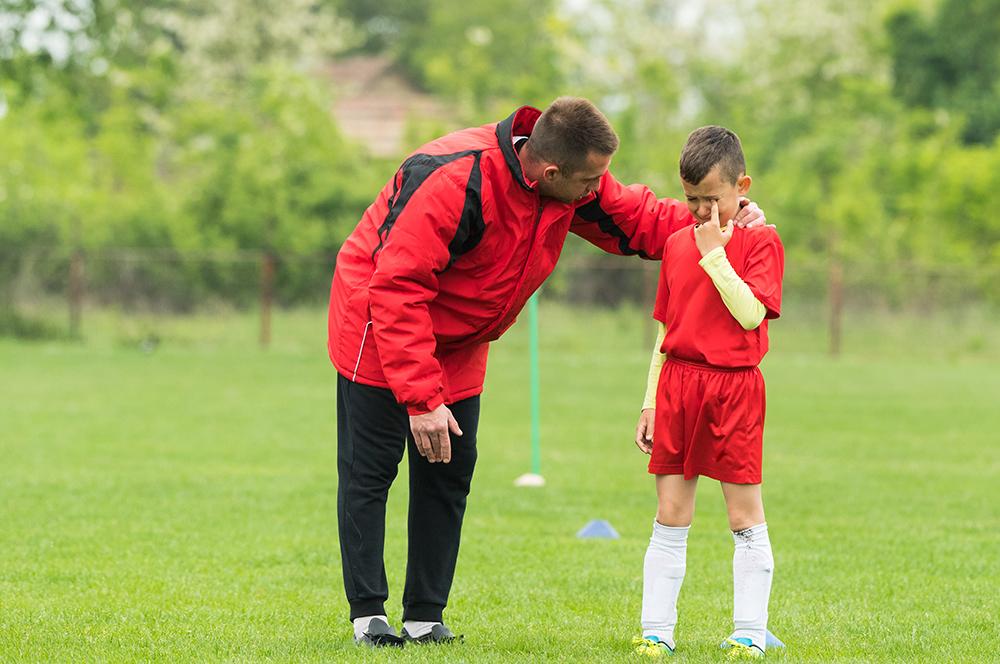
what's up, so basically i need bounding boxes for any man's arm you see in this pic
[570,172,693,259]
[368,166,472,462]
[570,172,767,259]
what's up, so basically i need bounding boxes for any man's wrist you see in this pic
[407,394,445,417]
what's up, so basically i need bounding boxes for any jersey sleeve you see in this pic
[651,251,671,324]
[569,171,695,260]
[741,227,785,319]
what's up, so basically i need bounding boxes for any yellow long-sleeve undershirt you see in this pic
[642,323,667,410]
[641,247,767,410]
[699,247,767,331]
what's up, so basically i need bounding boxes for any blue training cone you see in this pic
[576,519,619,539]
[765,630,785,648]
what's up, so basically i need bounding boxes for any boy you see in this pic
[632,126,784,659]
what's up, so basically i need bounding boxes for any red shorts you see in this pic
[650,357,765,484]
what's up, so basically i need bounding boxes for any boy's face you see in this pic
[680,164,751,226]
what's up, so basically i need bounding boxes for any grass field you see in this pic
[2,303,999,662]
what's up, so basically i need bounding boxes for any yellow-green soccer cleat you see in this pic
[633,635,674,657]
[721,637,764,659]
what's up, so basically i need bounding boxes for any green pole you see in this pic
[529,293,541,475]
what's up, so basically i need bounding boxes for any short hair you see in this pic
[527,97,619,174]
[679,126,746,185]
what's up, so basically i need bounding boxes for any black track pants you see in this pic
[336,374,479,622]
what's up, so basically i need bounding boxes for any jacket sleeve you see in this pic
[569,171,696,260]
[368,166,468,416]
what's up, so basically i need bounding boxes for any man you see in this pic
[328,97,765,647]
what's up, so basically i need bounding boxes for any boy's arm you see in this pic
[642,322,667,410]
[694,202,782,330]
[699,247,768,330]
[635,321,665,454]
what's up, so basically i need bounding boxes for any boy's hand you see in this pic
[694,201,734,256]
[733,198,767,228]
[635,408,655,454]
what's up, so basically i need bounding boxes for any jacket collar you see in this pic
[495,106,542,192]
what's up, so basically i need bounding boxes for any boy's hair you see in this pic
[679,125,746,185]
[527,97,620,174]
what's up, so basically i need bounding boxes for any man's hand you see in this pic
[410,403,462,463]
[635,408,655,454]
[733,198,767,228]
[694,201,734,257]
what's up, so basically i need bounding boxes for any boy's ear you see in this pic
[737,174,752,195]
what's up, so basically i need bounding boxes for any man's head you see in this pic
[522,97,619,203]
[678,125,751,226]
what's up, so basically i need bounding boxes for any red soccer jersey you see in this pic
[653,224,784,367]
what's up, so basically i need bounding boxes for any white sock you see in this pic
[641,520,689,649]
[353,614,388,640]
[402,620,439,638]
[731,522,773,651]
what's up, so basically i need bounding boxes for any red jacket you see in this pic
[328,106,694,415]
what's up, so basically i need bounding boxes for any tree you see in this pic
[336,0,564,115]
[887,0,1000,144]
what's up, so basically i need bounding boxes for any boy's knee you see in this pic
[656,506,694,527]
[727,510,763,532]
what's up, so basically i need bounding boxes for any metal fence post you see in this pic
[68,247,84,338]
[260,251,275,348]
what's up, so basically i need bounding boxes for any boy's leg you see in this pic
[720,482,772,653]
[640,474,699,650]
[656,474,699,527]
[720,482,765,532]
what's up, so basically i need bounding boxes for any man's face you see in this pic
[680,164,751,226]
[537,151,612,203]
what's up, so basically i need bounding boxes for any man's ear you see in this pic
[737,174,752,196]
[542,165,561,182]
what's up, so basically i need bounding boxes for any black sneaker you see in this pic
[356,618,405,648]
[402,623,461,644]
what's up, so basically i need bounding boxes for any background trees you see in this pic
[2,0,998,311]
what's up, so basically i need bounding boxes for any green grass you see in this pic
[1,304,999,662]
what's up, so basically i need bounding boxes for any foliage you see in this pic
[886,0,1000,145]
[0,0,383,307]
[1,0,998,312]
[337,0,563,114]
